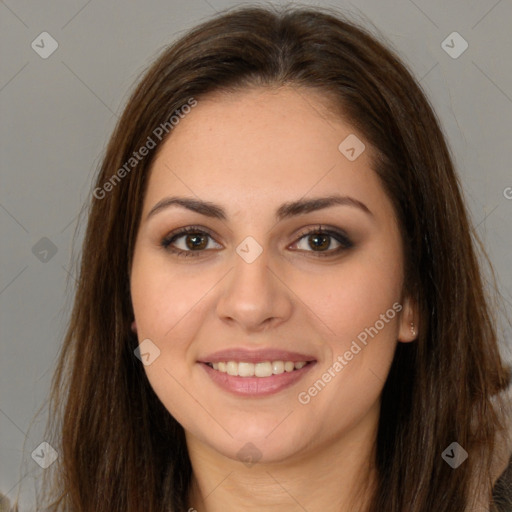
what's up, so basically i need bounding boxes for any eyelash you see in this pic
[160,224,354,259]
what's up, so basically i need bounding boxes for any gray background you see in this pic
[1,0,511,508]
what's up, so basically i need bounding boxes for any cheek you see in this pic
[293,243,403,404]
[296,269,401,430]
[130,252,206,426]
[130,250,213,341]
[298,253,403,342]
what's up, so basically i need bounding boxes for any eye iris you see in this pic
[309,233,330,251]
[186,233,208,250]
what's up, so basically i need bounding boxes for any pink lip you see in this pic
[198,348,317,364]
[199,361,317,397]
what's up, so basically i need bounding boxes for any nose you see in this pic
[215,246,293,333]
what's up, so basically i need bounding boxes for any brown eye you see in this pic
[183,233,208,250]
[161,226,222,257]
[291,226,354,257]
[307,233,331,251]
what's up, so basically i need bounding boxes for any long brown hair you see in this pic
[39,4,511,511]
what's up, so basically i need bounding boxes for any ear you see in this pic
[131,320,137,333]
[397,295,419,343]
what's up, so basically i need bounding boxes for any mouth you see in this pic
[199,359,317,397]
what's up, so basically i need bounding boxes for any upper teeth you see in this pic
[210,360,307,377]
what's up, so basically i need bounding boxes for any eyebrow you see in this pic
[146,194,373,222]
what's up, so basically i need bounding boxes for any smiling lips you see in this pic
[198,348,317,396]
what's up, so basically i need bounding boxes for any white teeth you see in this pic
[238,362,255,377]
[284,361,295,372]
[208,360,310,377]
[272,361,284,374]
[226,361,238,376]
[255,362,272,377]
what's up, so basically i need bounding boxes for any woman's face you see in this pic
[130,86,416,464]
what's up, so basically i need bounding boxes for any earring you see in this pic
[410,322,416,337]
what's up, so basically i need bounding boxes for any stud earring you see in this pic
[410,322,416,337]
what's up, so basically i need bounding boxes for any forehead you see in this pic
[143,86,389,220]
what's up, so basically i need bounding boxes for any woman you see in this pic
[38,4,511,511]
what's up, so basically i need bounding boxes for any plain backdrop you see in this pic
[1,0,511,508]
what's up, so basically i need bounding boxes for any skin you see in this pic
[130,86,418,512]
